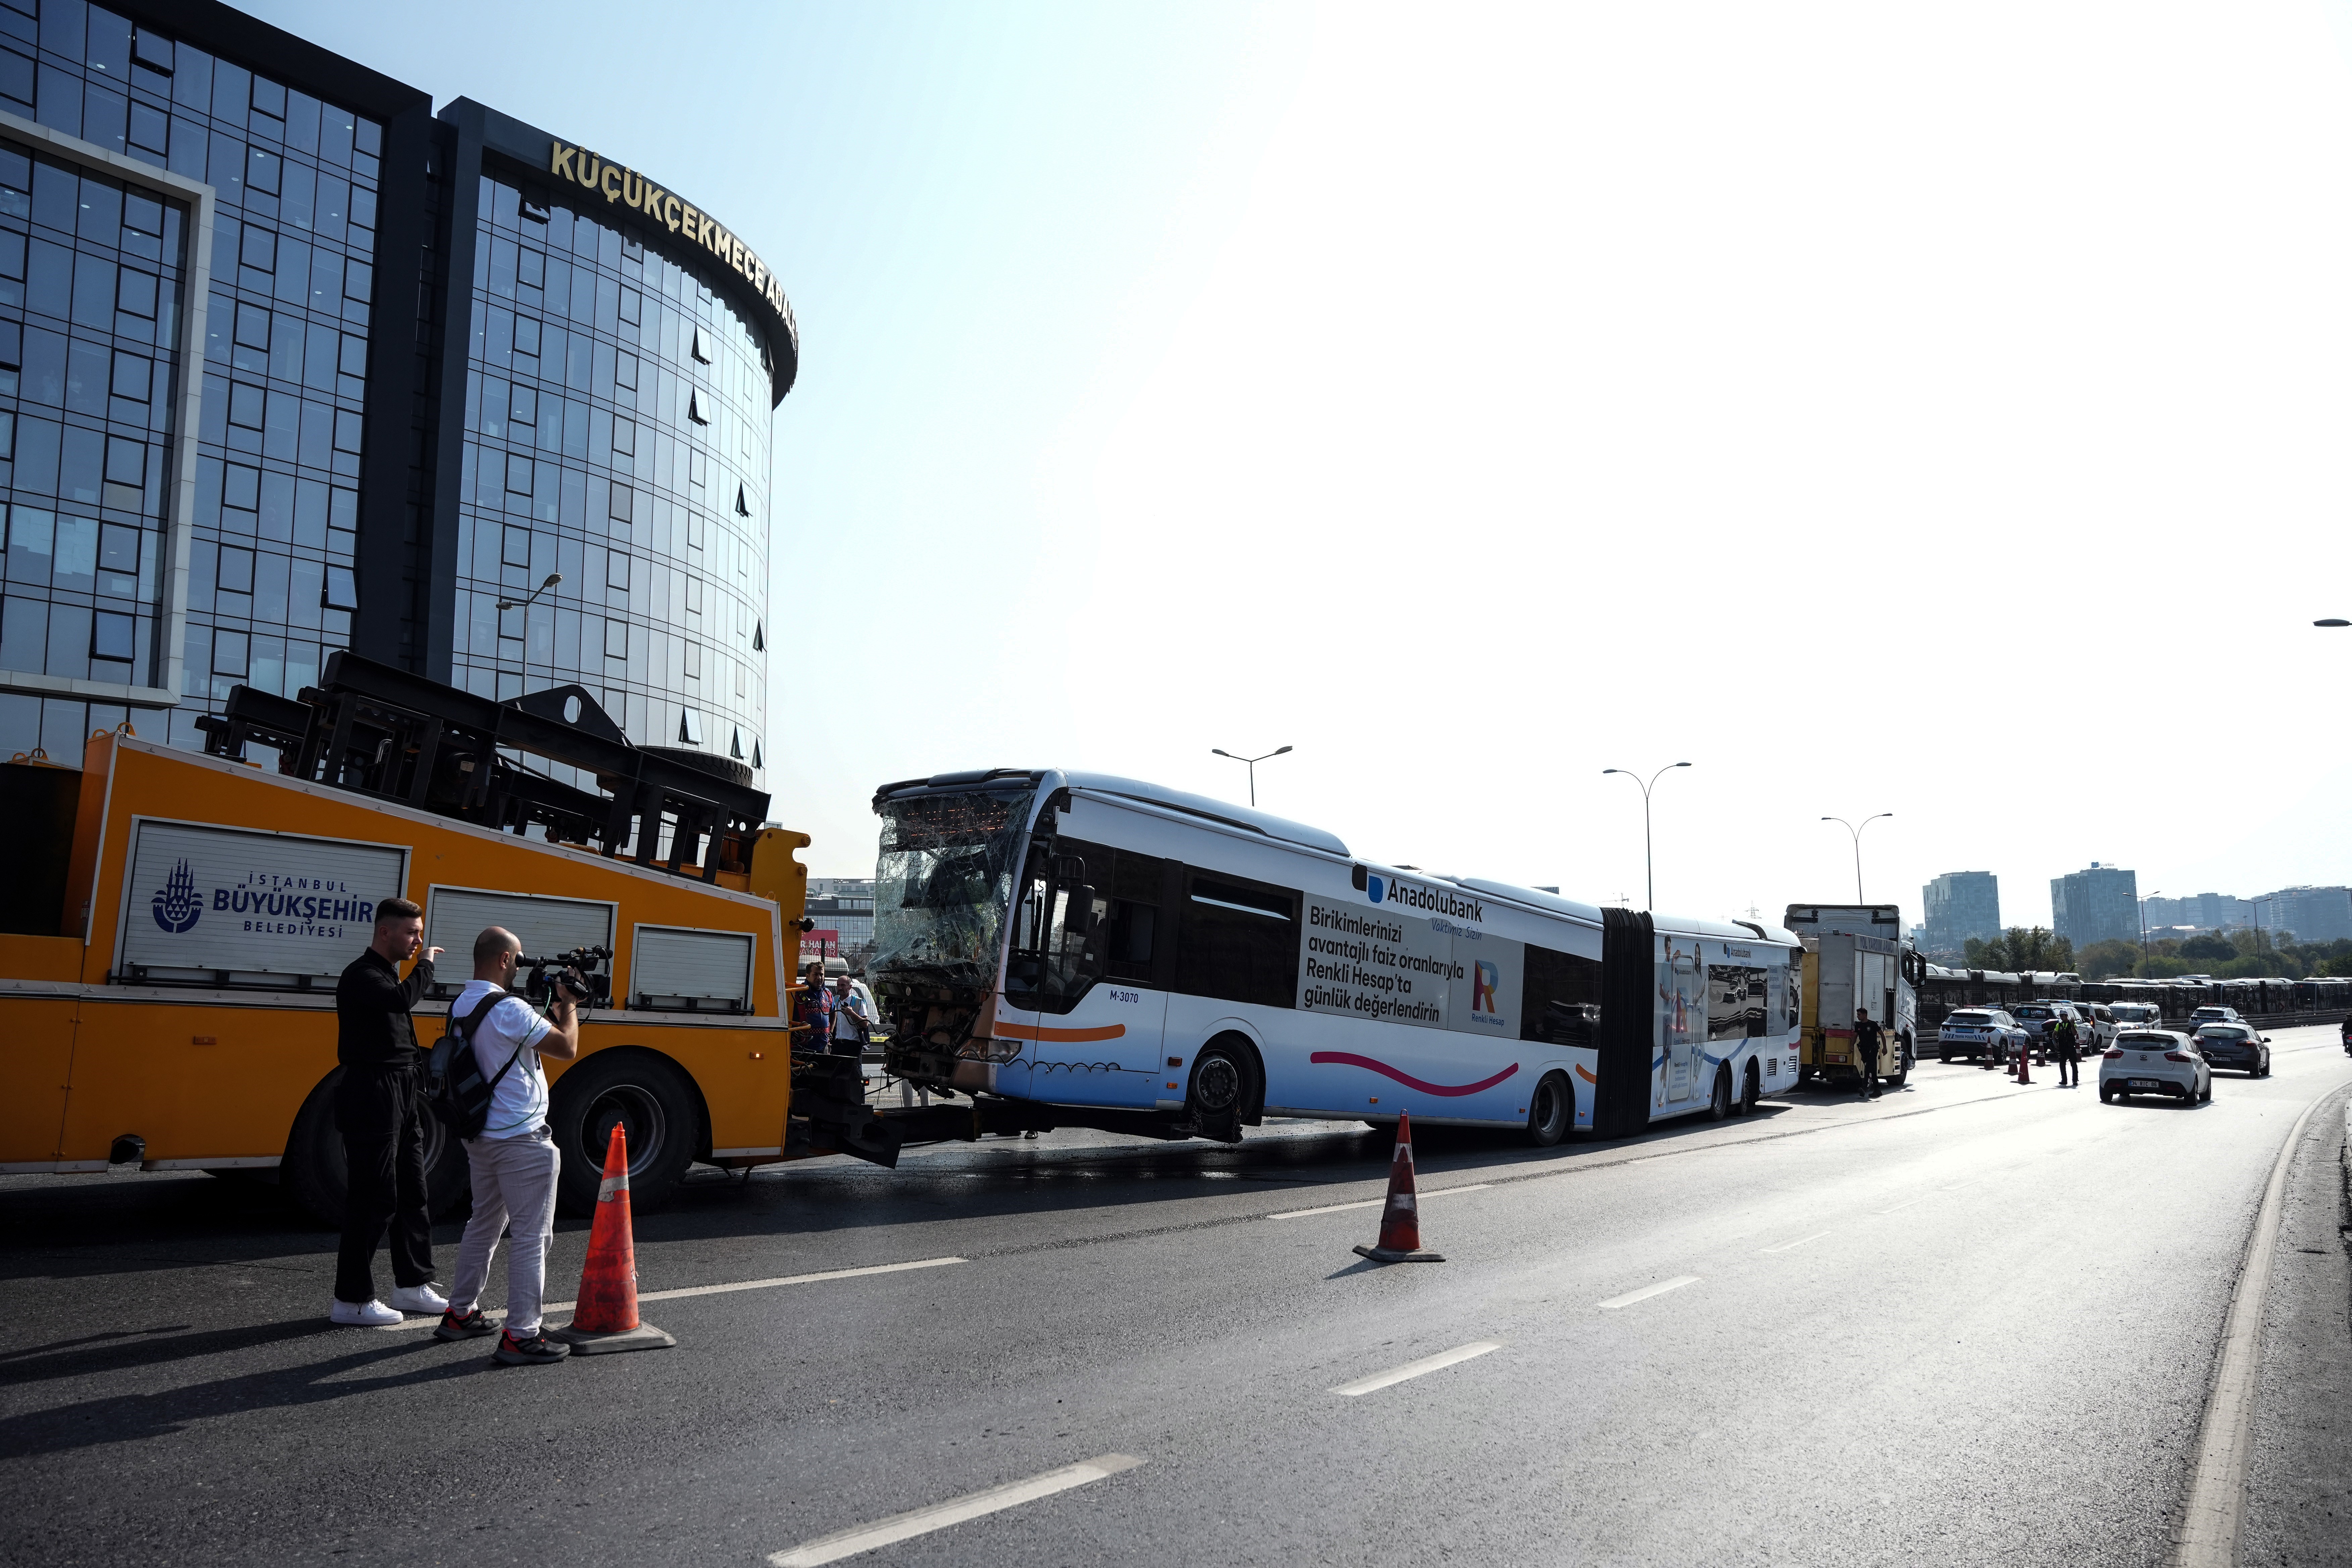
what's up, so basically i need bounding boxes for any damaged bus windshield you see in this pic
[870,786,1037,985]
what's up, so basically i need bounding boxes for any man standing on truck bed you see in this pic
[330,896,448,1327]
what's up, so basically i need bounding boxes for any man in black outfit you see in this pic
[330,896,448,1327]
[2051,1012,2080,1087]
[1853,1007,1884,1101]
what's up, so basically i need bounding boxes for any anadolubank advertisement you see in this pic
[1296,873,1523,1037]
[116,820,410,982]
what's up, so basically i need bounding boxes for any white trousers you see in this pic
[449,1126,561,1334]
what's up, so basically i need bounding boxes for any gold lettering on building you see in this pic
[545,141,787,350]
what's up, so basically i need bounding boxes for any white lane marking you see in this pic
[1598,1275,1700,1310]
[768,1454,1144,1566]
[2173,1086,2343,1567]
[1329,1340,1502,1396]
[1876,1176,1981,1216]
[1760,1230,1830,1254]
[1265,1183,1492,1220]
[385,1256,966,1331]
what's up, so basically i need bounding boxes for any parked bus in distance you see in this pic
[869,770,1802,1142]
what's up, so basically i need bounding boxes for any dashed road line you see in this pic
[768,1454,1143,1566]
[1329,1341,1502,1396]
[383,1256,967,1331]
[1599,1275,1700,1310]
[1760,1230,1831,1254]
[1265,1183,1492,1220]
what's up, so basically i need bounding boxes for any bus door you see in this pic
[1658,939,1703,1105]
[1001,839,1158,1107]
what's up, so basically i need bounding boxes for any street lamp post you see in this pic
[1211,744,1291,807]
[496,572,563,695]
[1821,813,1893,903]
[1601,763,1692,910]
[2141,890,2161,968]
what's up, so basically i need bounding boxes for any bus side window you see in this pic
[1521,944,1601,1046]
[1105,849,1166,983]
[1174,869,1299,1009]
[1706,964,1768,1041]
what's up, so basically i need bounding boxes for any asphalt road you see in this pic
[4,1029,2348,1568]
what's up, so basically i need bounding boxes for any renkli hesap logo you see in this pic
[152,859,201,934]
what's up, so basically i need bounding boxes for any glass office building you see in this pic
[0,2,794,791]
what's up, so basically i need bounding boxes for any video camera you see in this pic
[518,945,612,1009]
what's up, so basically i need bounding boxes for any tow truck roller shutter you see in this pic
[631,925,754,1013]
[1595,908,1656,1137]
[422,887,616,996]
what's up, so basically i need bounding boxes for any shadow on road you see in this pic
[0,1086,1890,1281]
[0,1332,476,1459]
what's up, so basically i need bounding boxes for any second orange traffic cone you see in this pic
[1353,1110,1446,1264]
[551,1123,676,1354]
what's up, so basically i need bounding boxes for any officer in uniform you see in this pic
[2051,1010,2080,1087]
[1853,1007,1884,1101]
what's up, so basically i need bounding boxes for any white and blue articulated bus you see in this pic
[868,770,1802,1144]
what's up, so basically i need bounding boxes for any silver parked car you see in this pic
[1936,1008,2028,1064]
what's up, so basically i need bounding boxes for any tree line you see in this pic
[1953,926,2352,981]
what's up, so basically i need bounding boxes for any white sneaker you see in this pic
[386,1282,450,1314]
[330,1298,403,1327]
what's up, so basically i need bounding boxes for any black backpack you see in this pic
[423,989,530,1139]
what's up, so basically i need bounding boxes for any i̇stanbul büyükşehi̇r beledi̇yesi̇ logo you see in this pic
[152,859,201,933]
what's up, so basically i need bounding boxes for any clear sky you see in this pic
[256,1,2352,929]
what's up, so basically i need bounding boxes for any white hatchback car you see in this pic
[2100,1029,2212,1105]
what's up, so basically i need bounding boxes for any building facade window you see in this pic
[0,3,384,760]
[451,171,768,784]
[0,130,184,755]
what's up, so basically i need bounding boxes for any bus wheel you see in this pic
[282,1068,469,1228]
[1735,1062,1760,1116]
[1708,1065,1733,1121]
[1524,1071,1572,1146]
[1186,1037,1255,1144]
[551,1050,701,1216]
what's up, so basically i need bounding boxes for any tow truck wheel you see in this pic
[282,1068,469,1228]
[1524,1071,1572,1146]
[1708,1065,1733,1121]
[551,1049,701,1216]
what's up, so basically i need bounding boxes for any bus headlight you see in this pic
[958,1035,1024,1063]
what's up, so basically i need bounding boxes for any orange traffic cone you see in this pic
[1353,1111,1446,1264]
[551,1124,676,1354]
[2016,1048,2032,1085]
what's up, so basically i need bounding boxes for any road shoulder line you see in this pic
[2171,1082,2349,1567]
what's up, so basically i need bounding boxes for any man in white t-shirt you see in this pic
[431,926,581,1365]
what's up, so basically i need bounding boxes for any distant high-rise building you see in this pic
[2141,893,2253,932]
[2252,886,2352,944]
[2052,863,2138,949]
[1921,871,2000,957]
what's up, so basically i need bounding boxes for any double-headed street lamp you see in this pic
[1211,744,1290,807]
[1822,813,1893,903]
[1602,762,1691,911]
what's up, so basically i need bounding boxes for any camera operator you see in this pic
[432,927,582,1365]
